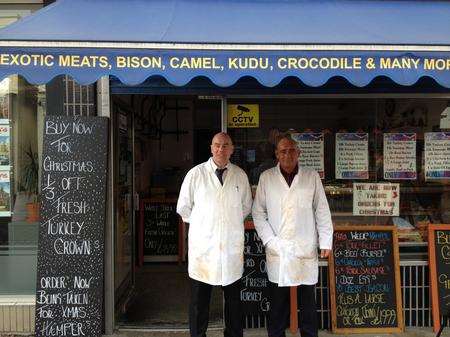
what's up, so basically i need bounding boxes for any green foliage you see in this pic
[22,144,39,199]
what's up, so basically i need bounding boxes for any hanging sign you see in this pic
[291,132,324,179]
[383,133,416,180]
[425,132,450,179]
[353,183,400,216]
[335,133,369,179]
[227,104,259,128]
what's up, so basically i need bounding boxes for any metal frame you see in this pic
[2,40,450,52]
[100,86,442,332]
[97,76,115,335]
[221,96,227,132]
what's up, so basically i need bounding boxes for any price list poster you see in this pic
[291,132,324,179]
[425,132,450,180]
[35,116,108,337]
[383,133,416,180]
[335,133,369,180]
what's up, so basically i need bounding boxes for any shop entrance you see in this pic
[112,94,222,328]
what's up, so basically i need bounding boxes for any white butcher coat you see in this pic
[252,165,333,286]
[177,158,252,286]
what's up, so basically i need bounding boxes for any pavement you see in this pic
[0,327,448,337]
[115,327,448,337]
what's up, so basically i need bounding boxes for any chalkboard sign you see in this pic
[140,199,179,262]
[35,116,108,337]
[428,224,450,333]
[329,226,404,334]
[241,228,270,315]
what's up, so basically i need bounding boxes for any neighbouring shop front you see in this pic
[1,0,450,335]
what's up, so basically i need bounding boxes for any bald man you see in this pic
[177,133,252,337]
[252,135,333,337]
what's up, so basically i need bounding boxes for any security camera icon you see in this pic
[237,105,250,113]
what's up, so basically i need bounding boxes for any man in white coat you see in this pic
[252,135,333,337]
[177,132,252,337]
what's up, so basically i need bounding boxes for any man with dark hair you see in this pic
[177,132,252,337]
[252,135,333,337]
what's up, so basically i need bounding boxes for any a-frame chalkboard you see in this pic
[329,225,404,334]
[35,116,108,337]
[428,224,450,334]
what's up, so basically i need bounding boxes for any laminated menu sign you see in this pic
[329,226,403,333]
[0,170,10,216]
[425,132,450,180]
[0,125,10,169]
[291,133,324,179]
[335,133,369,179]
[35,116,108,337]
[241,229,270,315]
[353,183,399,216]
[383,133,416,180]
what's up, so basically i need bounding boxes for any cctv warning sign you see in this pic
[227,104,259,128]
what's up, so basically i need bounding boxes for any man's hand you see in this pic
[320,249,331,258]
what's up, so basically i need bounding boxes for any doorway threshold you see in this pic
[117,324,223,333]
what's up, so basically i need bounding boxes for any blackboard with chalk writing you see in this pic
[241,228,270,315]
[140,199,179,261]
[329,226,404,334]
[35,116,108,337]
[428,224,450,333]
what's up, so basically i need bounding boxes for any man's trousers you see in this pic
[267,281,318,337]
[189,278,243,337]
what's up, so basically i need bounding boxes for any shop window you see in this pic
[0,76,45,295]
[227,98,449,251]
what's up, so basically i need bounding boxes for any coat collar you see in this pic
[207,157,234,188]
[276,163,300,190]
[208,157,231,172]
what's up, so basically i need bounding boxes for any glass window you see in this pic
[227,97,449,249]
[0,76,45,295]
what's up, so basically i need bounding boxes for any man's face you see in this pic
[211,133,234,167]
[276,138,300,171]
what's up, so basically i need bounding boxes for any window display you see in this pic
[227,98,450,246]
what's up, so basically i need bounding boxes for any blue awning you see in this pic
[1,0,450,87]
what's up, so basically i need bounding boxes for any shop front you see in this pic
[1,0,450,335]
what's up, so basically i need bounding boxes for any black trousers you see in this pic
[267,281,318,337]
[189,278,243,337]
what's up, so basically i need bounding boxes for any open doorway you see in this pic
[112,94,222,328]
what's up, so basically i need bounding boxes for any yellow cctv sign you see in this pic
[227,104,259,128]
